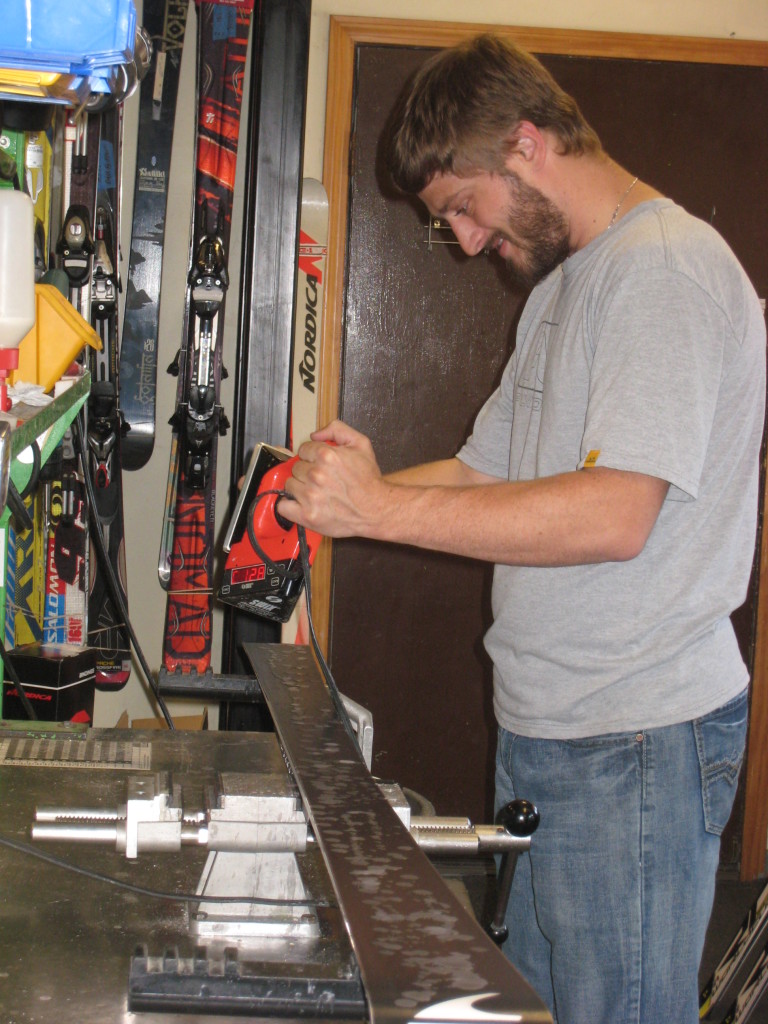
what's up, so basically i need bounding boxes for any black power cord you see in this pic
[0,832,336,908]
[0,635,38,721]
[5,438,41,533]
[72,415,175,729]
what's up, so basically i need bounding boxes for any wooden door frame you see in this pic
[314,14,768,879]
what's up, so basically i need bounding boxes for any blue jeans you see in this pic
[495,690,748,1024]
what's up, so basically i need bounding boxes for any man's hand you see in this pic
[277,421,391,538]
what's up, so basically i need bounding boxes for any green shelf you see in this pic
[7,372,90,494]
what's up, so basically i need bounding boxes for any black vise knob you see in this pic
[497,799,540,837]
[487,800,540,947]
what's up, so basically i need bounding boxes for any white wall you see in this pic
[94,0,768,727]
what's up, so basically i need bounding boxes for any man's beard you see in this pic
[496,172,571,288]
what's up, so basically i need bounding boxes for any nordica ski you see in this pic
[86,101,131,689]
[161,0,252,674]
[289,179,329,453]
[120,0,190,471]
[282,178,329,646]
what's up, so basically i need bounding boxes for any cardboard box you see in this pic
[115,708,208,731]
[133,710,208,730]
[2,643,96,723]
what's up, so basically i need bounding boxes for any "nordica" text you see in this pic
[298,275,319,393]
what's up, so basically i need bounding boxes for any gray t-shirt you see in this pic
[458,199,766,739]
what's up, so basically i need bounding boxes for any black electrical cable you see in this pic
[0,832,336,908]
[71,415,175,729]
[0,634,38,721]
[5,439,43,533]
[5,480,34,533]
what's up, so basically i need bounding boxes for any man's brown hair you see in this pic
[387,34,602,194]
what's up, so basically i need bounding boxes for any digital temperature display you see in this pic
[231,564,267,585]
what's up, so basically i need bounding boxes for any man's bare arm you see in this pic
[385,457,501,488]
[281,420,669,567]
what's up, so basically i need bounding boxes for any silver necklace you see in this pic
[609,176,638,227]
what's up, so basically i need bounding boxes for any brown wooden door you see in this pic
[322,27,768,832]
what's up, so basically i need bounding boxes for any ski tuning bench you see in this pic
[1,642,550,1022]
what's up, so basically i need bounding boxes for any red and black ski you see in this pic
[161,0,253,675]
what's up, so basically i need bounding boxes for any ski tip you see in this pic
[302,178,329,205]
[121,438,156,471]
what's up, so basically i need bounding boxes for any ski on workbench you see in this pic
[120,0,190,471]
[161,0,253,675]
[245,642,553,1024]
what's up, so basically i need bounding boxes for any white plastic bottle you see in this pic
[0,189,35,410]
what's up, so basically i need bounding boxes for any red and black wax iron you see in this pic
[218,443,322,623]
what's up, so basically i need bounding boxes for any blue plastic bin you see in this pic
[1,0,137,75]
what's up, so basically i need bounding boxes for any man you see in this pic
[278,34,766,1024]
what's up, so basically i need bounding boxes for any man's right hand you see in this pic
[278,420,392,539]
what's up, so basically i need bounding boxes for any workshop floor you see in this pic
[436,859,768,1024]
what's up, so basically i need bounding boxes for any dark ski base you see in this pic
[87,104,131,688]
[120,0,189,471]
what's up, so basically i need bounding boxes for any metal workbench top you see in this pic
[0,724,359,1024]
